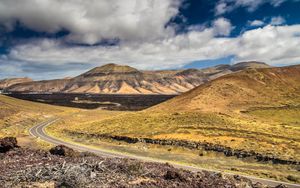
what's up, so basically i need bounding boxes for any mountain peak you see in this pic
[230,61,270,71]
[82,64,140,77]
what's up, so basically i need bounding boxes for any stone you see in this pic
[0,137,18,153]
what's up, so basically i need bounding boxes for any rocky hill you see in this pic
[0,77,32,90]
[152,64,300,112]
[6,62,271,95]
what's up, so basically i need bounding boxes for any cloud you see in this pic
[0,0,181,45]
[248,16,286,27]
[215,2,228,16]
[233,25,300,64]
[270,16,286,25]
[2,23,300,79]
[212,18,233,36]
[249,20,265,27]
[215,0,298,15]
[0,0,300,79]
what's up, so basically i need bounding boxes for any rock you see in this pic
[0,146,271,188]
[286,175,298,182]
[164,170,186,182]
[49,145,77,157]
[274,184,288,188]
[79,151,97,157]
[0,137,18,153]
[199,150,207,156]
[234,175,241,181]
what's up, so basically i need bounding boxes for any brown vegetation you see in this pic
[0,139,273,188]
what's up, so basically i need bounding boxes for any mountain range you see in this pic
[152,64,300,112]
[2,61,270,95]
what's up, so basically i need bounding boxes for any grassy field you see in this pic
[47,106,300,183]
[48,110,300,161]
[0,94,78,148]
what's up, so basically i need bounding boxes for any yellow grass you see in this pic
[48,109,300,161]
[0,94,78,138]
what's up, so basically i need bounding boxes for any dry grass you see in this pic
[0,94,77,138]
[47,108,300,183]
[48,109,300,162]
[151,66,300,113]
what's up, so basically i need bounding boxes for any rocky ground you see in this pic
[0,137,286,188]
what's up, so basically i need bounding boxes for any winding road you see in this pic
[29,118,300,188]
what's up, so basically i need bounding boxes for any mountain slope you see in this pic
[6,62,271,95]
[0,94,71,138]
[0,77,32,90]
[6,79,70,93]
[152,65,300,112]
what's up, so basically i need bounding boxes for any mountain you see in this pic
[152,64,300,112]
[6,79,71,93]
[6,62,271,95]
[0,77,32,90]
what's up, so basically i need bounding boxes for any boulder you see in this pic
[164,170,186,182]
[49,145,77,157]
[0,137,18,153]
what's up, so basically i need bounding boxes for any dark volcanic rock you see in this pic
[274,185,288,188]
[164,170,186,182]
[0,137,18,153]
[49,145,77,157]
[0,146,277,188]
[66,131,300,165]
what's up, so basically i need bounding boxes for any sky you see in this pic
[0,0,300,80]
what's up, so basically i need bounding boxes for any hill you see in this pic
[6,79,71,93]
[152,65,300,112]
[0,77,32,90]
[0,94,74,139]
[6,62,271,95]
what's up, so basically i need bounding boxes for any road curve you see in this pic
[29,118,300,188]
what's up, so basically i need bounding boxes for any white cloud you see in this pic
[249,20,265,27]
[0,0,181,45]
[233,25,300,64]
[215,3,228,16]
[215,0,298,15]
[4,24,300,79]
[270,16,286,26]
[212,18,233,36]
[248,16,286,27]
[0,0,300,79]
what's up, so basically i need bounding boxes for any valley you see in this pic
[1,64,300,187]
[6,93,176,110]
[42,65,300,184]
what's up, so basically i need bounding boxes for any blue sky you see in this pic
[0,0,300,80]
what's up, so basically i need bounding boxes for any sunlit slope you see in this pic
[0,77,32,89]
[151,65,300,112]
[0,94,74,137]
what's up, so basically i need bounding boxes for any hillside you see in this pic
[6,62,270,95]
[7,79,71,93]
[0,94,73,139]
[152,65,300,112]
[0,77,32,90]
